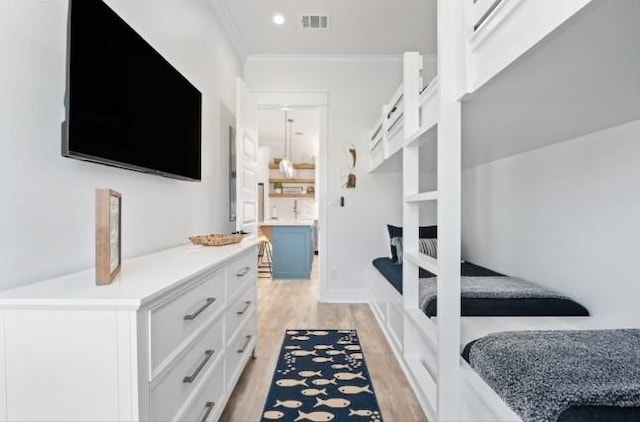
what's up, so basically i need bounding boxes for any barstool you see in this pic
[257,236,273,278]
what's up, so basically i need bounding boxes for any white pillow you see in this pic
[419,238,437,259]
[391,237,403,264]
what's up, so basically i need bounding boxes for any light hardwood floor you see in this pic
[220,261,427,421]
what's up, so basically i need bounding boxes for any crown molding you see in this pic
[245,54,406,69]
[211,0,248,61]
[246,54,438,69]
[252,90,330,109]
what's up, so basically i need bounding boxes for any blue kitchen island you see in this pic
[260,220,314,280]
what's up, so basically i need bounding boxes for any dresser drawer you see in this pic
[149,269,225,376]
[225,282,257,345]
[225,311,257,389]
[175,359,225,422]
[226,249,257,301]
[149,316,224,422]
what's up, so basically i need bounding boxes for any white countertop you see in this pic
[260,219,316,227]
[0,238,259,311]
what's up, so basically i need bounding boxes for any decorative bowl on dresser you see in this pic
[188,233,246,247]
[0,240,258,421]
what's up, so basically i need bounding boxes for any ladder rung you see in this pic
[405,124,431,147]
[405,251,438,274]
[405,191,438,203]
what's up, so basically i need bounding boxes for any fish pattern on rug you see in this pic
[261,329,384,422]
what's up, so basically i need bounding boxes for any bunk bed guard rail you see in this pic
[474,0,504,32]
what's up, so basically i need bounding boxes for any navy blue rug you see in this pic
[261,329,383,422]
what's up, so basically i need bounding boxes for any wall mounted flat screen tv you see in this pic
[63,0,202,181]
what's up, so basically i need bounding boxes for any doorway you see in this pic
[252,91,329,301]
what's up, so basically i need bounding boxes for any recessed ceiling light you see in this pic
[273,14,285,25]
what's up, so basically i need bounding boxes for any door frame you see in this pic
[235,78,259,235]
[252,90,329,302]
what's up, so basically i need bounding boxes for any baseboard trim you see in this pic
[319,289,368,303]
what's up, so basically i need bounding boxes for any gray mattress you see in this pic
[463,329,640,422]
[419,276,589,317]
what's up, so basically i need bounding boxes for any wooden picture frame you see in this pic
[96,189,122,285]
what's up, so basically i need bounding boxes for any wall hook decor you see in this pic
[345,144,357,189]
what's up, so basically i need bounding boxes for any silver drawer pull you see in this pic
[183,350,215,383]
[199,401,215,422]
[237,335,252,354]
[235,266,251,277]
[236,301,252,316]
[184,298,216,321]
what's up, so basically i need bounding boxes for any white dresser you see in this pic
[0,240,259,422]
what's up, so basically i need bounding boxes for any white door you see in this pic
[235,77,259,235]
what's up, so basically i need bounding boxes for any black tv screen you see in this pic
[63,0,202,181]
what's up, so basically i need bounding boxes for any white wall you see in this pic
[245,56,404,301]
[462,120,640,323]
[419,171,438,226]
[0,0,242,290]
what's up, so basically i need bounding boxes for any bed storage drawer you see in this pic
[225,310,257,389]
[225,282,257,345]
[387,300,404,352]
[149,315,224,421]
[226,250,257,301]
[406,315,438,379]
[369,268,387,323]
[175,358,225,422]
[149,269,225,376]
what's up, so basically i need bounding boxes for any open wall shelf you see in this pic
[269,178,315,184]
[269,193,315,199]
[269,163,315,170]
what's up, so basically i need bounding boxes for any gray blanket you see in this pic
[418,276,569,313]
[468,329,640,422]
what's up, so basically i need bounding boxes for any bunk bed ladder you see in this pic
[402,0,465,419]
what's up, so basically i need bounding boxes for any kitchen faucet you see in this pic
[293,200,299,219]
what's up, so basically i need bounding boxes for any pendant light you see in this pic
[287,118,296,178]
[279,110,292,176]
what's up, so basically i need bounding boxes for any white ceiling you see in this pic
[217,0,437,56]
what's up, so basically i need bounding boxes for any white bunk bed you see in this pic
[368,1,640,421]
[367,84,403,173]
[367,115,385,172]
[367,53,439,174]
[383,84,405,160]
[465,0,594,92]
[366,50,444,421]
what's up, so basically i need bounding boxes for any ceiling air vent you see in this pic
[301,15,329,30]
